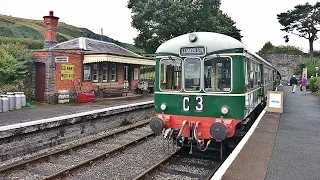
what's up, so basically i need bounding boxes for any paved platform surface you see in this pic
[0,95,153,127]
[222,86,320,180]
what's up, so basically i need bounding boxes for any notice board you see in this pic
[266,91,284,113]
[61,64,74,80]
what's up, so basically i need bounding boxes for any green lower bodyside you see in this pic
[155,94,246,120]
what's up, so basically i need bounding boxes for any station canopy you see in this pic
[83,54,155,66]
[51,37,155,66]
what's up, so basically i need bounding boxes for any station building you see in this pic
[31,11,155,103]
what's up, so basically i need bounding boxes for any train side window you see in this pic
[204,56,231,92]
[159,58,182,91]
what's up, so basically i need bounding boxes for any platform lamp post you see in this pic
[316,66,319,77]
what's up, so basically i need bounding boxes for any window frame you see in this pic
[159,58,183,92]
[184,57,202,93]
[83,64,92,82]
[108,62,117,82]
[202,55,233,93]
[92,63,99,83]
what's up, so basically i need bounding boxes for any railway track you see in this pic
[0,120,155,180]
[132,148,224,180]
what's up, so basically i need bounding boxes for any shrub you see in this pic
[309,77,320,92]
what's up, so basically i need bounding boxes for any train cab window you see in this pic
[184,58,201,91]
[160,58,182,91]
[204,56,231,92]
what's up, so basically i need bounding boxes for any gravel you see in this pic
[180,157,217,166]
[0,119,152,180]
[69,135,177,180]
[153,172,199,180]
[167,164,210,176]
[0,119,150,169]
[2,170,44,180]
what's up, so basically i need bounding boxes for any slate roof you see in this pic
[51,37,143,58]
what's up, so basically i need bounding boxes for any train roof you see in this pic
[156,32,273,67]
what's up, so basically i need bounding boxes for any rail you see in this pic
[0,121,154,179]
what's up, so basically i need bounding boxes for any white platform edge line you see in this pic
[0,100,154,132]
[211,108,267,180]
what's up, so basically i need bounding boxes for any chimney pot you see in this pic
[49,11,54,16]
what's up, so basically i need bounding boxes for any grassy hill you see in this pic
[0,14,144,53]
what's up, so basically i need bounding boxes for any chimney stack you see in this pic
[43,11,59,49]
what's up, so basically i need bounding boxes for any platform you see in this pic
[220,86,320,180]
[0,94,153,127]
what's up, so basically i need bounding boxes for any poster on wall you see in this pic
[61,64,74,80]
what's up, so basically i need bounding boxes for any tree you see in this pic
[0,43,33,85]
[277,2,320,58]
[127,0,242,53]
[259,41,275,53]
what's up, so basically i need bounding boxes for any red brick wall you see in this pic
[33,50,142,94]
[33,51,49,59]
[54,52,83,92]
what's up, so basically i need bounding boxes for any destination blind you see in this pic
[180,46,206,57]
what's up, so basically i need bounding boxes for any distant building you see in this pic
[32,11,155,103]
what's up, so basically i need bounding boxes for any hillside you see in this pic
[0,14,144,53]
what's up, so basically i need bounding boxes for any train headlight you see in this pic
[221,106,229,114]
[160,103,167,111]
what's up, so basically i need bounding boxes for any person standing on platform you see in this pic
[290,75,298,93]
[301,75,307,95]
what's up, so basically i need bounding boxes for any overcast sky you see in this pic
[0,0,319,53]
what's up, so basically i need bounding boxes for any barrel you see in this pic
[14,92,21,109]
[1,95,9,112]
[6,92,15,111]
[20,92,26,107]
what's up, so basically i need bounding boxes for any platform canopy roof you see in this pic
[51,37,155,66]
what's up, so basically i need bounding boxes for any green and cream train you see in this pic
[149,32,279,153]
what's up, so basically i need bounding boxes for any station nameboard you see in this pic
[266,91,284,113]
[61,64,74,80]
[180,46,206,57]
[55,56,69,63]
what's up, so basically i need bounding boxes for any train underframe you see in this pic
[150,102,266,159]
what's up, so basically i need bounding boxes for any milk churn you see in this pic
[1,95,9,112]
[14,92,22,109]
[20,92,26,107]
[6,92,15,111]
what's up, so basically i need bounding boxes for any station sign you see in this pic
[180,46,206,57]
[61,64,74,80]
[266,91,283,113]
[55,56,69,63]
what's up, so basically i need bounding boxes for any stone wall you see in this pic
[258,53,308,81]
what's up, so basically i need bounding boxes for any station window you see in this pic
[204,56,231,92]
[83,62,118,83]
[109,63,117,81]
[83,65,91,81]
[92,63,99,82]
[185,58,201,91]
[160,58,182,91]
[102,63,108,82]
